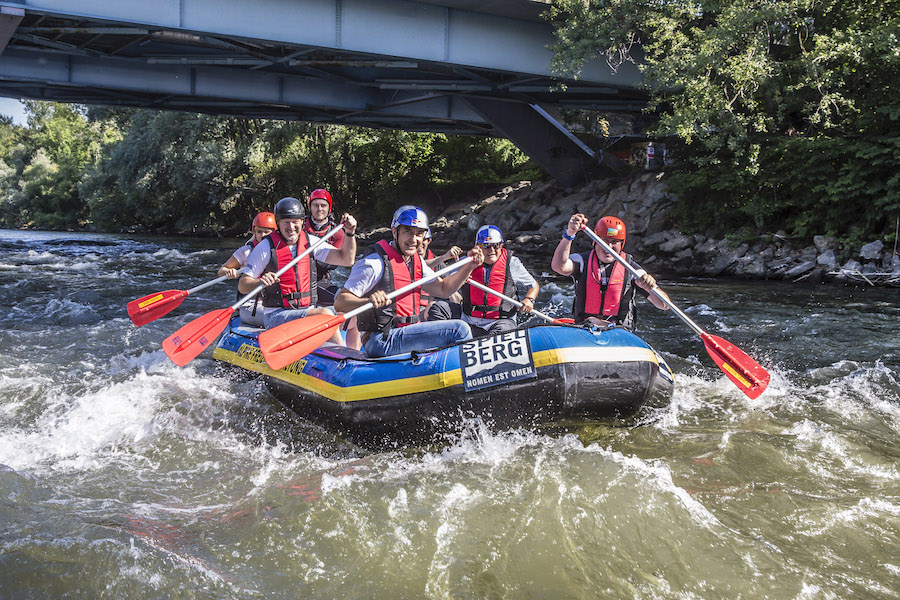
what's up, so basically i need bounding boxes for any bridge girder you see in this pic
[0,0,648,184]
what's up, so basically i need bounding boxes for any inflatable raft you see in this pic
[213,318,674,448]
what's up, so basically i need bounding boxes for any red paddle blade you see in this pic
[701,333,771,399]
[162,308,234,366]
[258,313,347,371]
[554,318,576,324]
[127,290,188,326]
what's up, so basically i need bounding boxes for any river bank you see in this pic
[388,173,900,287]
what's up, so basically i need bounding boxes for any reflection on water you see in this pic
[0,229,898,598]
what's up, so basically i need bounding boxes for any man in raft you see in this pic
[552,214,669,330]
[302,188,345,306]
[334,205,484,358]
[428,225,540,336]
[217,211,276,280]
[239,196,358,344]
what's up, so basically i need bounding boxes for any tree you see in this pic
[549,0,900,239]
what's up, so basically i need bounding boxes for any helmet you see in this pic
[274,197,305,221]
[595,216,626,241]
[475,225,503,245]
[308,189,333,211]
[424,227,432,240]
[252,211,276,229]
[391,205,428,230]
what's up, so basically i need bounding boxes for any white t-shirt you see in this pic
[245,237,335,279]
[230,243,253,267]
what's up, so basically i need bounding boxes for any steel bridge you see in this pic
[0,0,647,185]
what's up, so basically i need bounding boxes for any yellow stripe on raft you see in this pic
[213,344,659,403]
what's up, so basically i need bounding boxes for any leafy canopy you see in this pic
[549,0,900,239]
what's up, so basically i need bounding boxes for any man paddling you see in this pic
[239,197,357,344]
[428,225,540,337]
[333,205,483,357]
[552,214,669,330]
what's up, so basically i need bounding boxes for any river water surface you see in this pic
[1,229,898,599]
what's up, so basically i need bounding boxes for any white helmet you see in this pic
[475,225,503,245]
[391,205,429,230]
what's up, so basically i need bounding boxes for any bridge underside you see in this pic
[0,1,648,185]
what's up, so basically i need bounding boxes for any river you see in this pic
[1,228,898,599]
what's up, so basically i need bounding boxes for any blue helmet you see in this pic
[391,205,429,230]
[475,225,503,245]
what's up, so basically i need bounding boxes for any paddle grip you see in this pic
[230,225,344,310]
[345,256,475,321]
[465,278,555,324]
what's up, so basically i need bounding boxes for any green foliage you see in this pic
[1,101,537,232]
[549,0,900,240]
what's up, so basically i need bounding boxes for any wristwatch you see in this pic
[561,230,575,241]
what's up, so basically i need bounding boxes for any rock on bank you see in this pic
[398,173,899,286]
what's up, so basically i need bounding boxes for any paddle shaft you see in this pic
[465,279,556,324]
[187,268,247,295]
[344,256,474,321]
[232,224,344,310]
[581,227,705,337]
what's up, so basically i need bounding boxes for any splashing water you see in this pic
[0,229,897,598]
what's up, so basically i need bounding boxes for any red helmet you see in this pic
[595,216,626,241]
[252,211,276,229]
[308,189,333,212]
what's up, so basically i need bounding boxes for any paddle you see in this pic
[162,224,344,367]
[465,279,568,324]
[259,256,475,370]
[581,226,770,399]
[127,270,248,327]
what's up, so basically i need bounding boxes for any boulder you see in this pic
[816,249,840,270]
[813,235,837,253]
[840,259,863,272]
[860,240,884,260]
[659,233,693,253]
[784,261,816,278]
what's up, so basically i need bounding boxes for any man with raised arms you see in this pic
[552,214,669,330]
[239,196,357,345]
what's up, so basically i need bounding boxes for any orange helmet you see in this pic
[308,189,333,212]
[252,211,276,229]
[595,216,626,241]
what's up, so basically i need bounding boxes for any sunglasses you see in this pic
[479,242,502,249]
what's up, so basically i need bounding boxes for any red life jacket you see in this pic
[463,249,517,319]
[357,240,423,333]
[577,250,626,319]
[260,230,318,308]
[302,217,343,282]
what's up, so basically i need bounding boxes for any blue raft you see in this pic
[213,318,674,448]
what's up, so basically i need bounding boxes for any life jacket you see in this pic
[260,230,318,308]
[303,217,344,281]
[357,240,423,334]
[572,250,630,324]
[420,249,436,308]
[462,249,517,319]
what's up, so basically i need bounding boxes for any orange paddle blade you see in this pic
[127,290,188,326]
[258,313,347,371]
[162,308,234,366]
[701,333,770,399]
